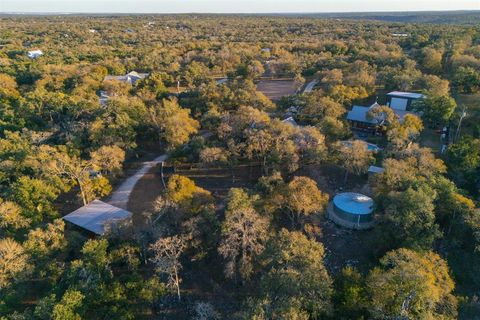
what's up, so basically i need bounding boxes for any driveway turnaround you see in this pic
[107,154,168,209]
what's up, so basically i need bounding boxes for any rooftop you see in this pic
[387,91,425,99]
[282,116,298,127]
[368,165,385,174]
[333,192,374,215]
[104,71,149,85]
[63,200,132,235]
[346,103,379,124]
[27,50,43,59]
[346,102,418,124]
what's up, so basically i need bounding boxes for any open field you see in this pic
[256,79,300,100]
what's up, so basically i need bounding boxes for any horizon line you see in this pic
[1,9,480,15]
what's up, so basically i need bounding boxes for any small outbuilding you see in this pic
[27,50,43,59]
[63,200,132,236]
[386,91,425,111]
[328,192,375,230]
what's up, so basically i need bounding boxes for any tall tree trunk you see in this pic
[174,265,181,302]
[77,178,88,206]
[262,155,268,176]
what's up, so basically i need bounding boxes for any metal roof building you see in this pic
[63,200,132,235]
[346,105,378,124]
[386,91,425,111]
[387,91,425,99]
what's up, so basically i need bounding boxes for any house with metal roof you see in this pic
[63,200,132,236]
[346,99,420,133]
[386,91,425,111]
[104,71,149,85]
[346,102,380,132]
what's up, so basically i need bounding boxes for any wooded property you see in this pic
[0,11,479,320]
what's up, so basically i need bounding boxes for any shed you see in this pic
[386,91,425,111]
[63,200,132,236]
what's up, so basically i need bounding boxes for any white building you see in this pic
[27,50,43,59]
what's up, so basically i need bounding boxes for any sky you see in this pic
[0,0,479,13]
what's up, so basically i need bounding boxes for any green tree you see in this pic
[147,98,199,148]
[11,176,62,224]
[165,174,213,213]
[452,66,480,93]
[333,267,368,319]
[421,47,443,74]
[52,290,84,320]
[414,95,457,127]
[381,185,440,250]
[251,229,332,319]
[366,249,457,319]
[36,145,124,205]
[444,136,480,196]
[0,238,30,289]
[24,219,66,259]
[0,200,30,235]
[284,176,329,227]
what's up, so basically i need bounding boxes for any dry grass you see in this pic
[256,79,300,100]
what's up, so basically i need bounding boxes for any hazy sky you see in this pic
[1,0,479,13]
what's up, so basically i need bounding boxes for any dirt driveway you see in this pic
[107,154,167,210]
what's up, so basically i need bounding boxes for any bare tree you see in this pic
[218,189,269,283]
[334,140,374,184]
[149,236,186,301]
[194,302,220,320]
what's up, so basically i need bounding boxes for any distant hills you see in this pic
[278,11,480,25]
[1,10,479,25]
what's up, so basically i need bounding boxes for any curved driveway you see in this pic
[107,154,168,210]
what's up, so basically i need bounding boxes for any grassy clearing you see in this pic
[256,79,300,100]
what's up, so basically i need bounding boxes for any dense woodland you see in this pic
[0,14,480,319]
